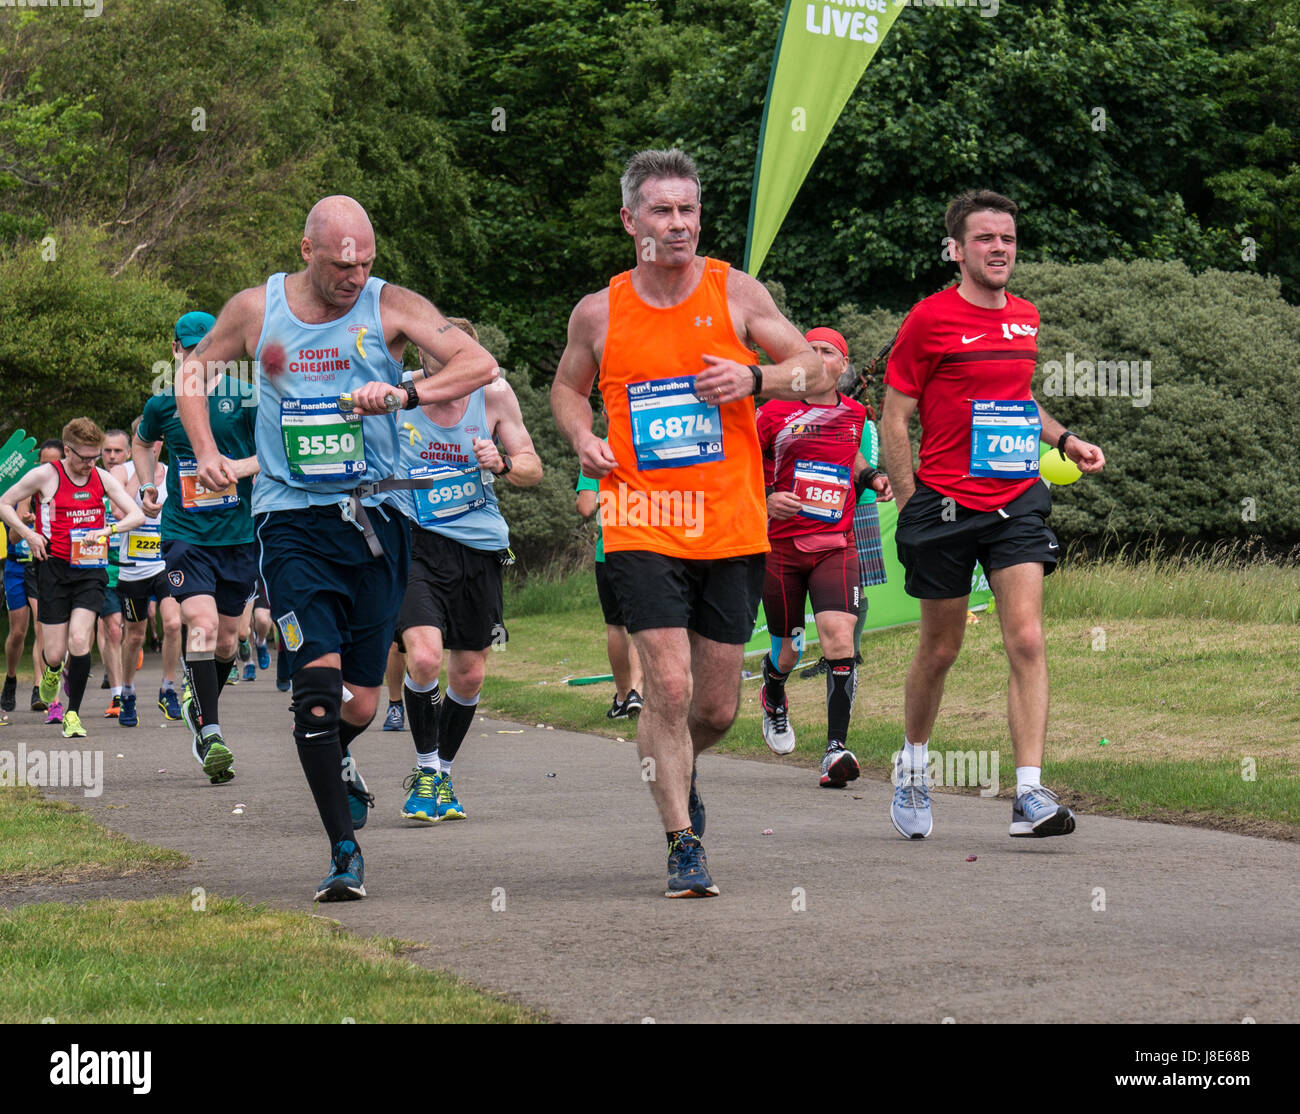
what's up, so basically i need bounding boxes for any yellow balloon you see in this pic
[1039,447,1082,486]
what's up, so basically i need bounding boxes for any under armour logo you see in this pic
[694,316,712,327]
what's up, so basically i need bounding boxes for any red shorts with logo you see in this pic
[762,535,860,638]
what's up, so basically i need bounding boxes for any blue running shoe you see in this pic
[1010,785,1075,838]
[256,640,271,671]
[242,662,256,682]
[688,766,705,838]
[433,771,466,821]
[315,839,365,902]
[159,687,182,720]
[890,754,932,840]
[382,701,405,732]
[237,637,252,663]
[400,766,439,822]
[342,749,374,829]
[118,692,138,728]
[665,833,719,898]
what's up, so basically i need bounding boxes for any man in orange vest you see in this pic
[551,148,831,898]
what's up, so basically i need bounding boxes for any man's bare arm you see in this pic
[880,387,920,508]
[0,465,55,555]
[694,270,828,402]
[551,292,618,478]
[1035,400,1105,473]
[100,469,146,536]
[480,380,542,487]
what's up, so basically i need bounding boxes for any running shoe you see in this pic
[665,833,719,898]
[118,692,137,728]
[104,695,121,718]
[242,662,256,682]
[819,741,860,789]
[1010,785,1076,838]
[382,702,405,731]
[61,709,86,739]
[799,657,829,680]
[227,664,240,686]
[622,688,643,717]
[433,771,466,821]
[256,640,271,671]
[38,663,61,707]
[688,765,705,838]
[1,676,15,712]
[193,728,234,784]
[760,688,796,755]
[237,637,251,663]
[158,687,182,720]
[45,700,64,725]
[315,839,365,902]
[400,766,439,822]
[606,693,628,719]
[31,686,46,712]
[99,672,110,690]
[890,757,932,840]
[342,749,374,829]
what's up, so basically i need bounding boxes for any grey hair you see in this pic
[620,148,702,213]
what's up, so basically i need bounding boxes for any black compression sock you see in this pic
[762,654,789,708]
[826,657,857,747]
[437,689,478,764]
[403,680,442,756]
[65,652,91,714]
[187,658,220,727]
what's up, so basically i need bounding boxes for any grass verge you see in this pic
[0,895,539,1023]
[486,561,1300,833]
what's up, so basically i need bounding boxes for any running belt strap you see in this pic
[343,477,441,558]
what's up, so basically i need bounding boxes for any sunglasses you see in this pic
[64,445,102,463]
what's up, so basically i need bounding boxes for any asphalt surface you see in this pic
[3,663,1297,1023]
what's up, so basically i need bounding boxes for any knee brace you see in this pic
[292,666,342,747]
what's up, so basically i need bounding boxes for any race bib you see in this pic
[125,524,161,562]
[626,378,723,470]
[969,400,1042,478]
[178,459,238,511]
[410,464,487,527]
[281,398,367,482]
[68,528,108,568]
[792,460,851,523]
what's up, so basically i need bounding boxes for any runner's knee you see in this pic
[293,666,341,746]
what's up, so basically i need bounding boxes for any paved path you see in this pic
[3,665,1297,1023]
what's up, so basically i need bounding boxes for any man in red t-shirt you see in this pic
[881,189,1104,840]
[756,327,892,789]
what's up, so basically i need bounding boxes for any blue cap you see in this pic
[174,311,217,349]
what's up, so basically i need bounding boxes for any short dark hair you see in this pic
[621,148,701,213]
[38,438,63,457]
[945,189,1019,244]
[103,429,129,445]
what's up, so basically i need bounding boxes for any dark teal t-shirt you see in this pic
[137,378,257,546]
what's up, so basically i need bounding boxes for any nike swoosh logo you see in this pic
[1048,543,1059,550]
[305,730,331,739]
[961,334,985,344]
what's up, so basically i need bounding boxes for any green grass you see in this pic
[0,786,187,882]
[0,895,539,1023]
[482,559,1300,832]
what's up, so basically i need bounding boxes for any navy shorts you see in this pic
[162,540,258,617]
[256,505,410,687]
[99,585,122,619]
[5,560,28,612]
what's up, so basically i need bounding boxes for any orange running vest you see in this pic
[599,258,768,559]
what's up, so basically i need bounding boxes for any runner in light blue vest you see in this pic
[390,320,542,826]
[174,195,498,903]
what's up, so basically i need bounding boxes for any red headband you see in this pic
[805,327,848,358]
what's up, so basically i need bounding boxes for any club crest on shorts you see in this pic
[167,570,184,588]
[276,610,303,652]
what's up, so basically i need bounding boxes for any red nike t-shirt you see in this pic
[885,285,1041,512]
[757,394,866,541]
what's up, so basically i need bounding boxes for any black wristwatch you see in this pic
[749,365,763,397]
[495,453,513,477]
[1058,430,1075,457]
[401,380,420,410]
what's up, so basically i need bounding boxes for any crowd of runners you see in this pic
[0,148,1104,902]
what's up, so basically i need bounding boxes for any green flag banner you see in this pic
[0,430,38,487]
[744,0,907,276]
[745,499,994,657]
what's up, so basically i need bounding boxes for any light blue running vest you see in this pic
[253,273,407,516]
[393,388,510,552]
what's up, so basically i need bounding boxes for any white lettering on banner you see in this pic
[805,3,881,41]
